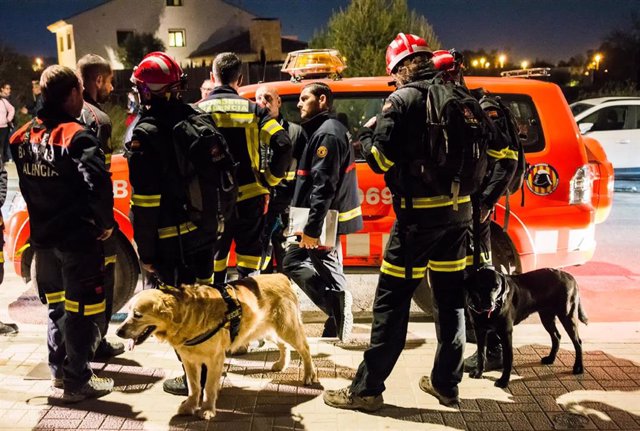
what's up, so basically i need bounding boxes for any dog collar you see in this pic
[184,283,242,346]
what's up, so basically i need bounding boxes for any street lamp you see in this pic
[498,54,507,69]
[33,57,44,71]
[471,59,479,68]
[521,60,529,70]
[479,57,486,68]
[594,53,603,70]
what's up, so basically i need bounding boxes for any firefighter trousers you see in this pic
[34,241,106,391]
[350,218,469,399]
[283,237,347,319]
[213,196,266,283]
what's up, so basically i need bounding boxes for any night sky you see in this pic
[0,0,637,64]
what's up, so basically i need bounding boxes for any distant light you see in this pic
[498,54,507,68]
[520,60,529,69]
[471,59,479,67]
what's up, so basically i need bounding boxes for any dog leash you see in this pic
[183,283,242,346]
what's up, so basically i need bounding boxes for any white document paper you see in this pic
[286,207,339,248]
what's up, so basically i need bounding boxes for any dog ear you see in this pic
[155,295,182,325]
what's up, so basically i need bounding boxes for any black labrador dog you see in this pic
[466,267,588,388]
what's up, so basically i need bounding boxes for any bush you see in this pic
[579,80,640,99]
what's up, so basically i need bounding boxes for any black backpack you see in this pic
[406,78,490,209]
[478,94,526,196]
[172,105,238,236]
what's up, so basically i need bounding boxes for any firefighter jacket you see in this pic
[79,92,113,168]
[9,107,115,250]
[292,111,363,237]
[269,117,306,215]
[197,85,292,202]
[125,100,216,265]
[358,82,472,226]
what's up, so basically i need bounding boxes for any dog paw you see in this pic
[271,361,285,372]
[303,372,319,386]
[178,399,197,416]
[197,408,216,420]
[540,356,555,365]
[469,370,483,379]
[572,365,584,375]
[495,378,509,388]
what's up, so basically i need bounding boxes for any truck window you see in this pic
[496,94,545,153]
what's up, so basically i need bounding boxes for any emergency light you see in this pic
[281,49,347,81]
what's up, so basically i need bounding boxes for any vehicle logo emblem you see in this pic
[526,163,559,195]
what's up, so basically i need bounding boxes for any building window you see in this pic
[58,36,64,52]
[168,29,186,47]
[67,33,72,50]
[166,0,182,6]
[117,30,134,47]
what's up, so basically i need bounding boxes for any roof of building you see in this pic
[188,31,307,58]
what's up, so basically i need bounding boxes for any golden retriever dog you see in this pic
[116,273,318,420]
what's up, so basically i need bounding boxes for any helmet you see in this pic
[130,52,186,99]
[432,50,455,72]
[385,32,432,75]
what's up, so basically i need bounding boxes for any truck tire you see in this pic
[25,231,140,319]
[412,224,521,314]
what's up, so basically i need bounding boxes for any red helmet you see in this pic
[432,50,455,72]
[130,52,185,97]
[385,32,432,75]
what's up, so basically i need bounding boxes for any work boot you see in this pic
[418,376,460,408]
[163,374,188,396]
[323,386,383,412]
[93,339,125,360]
[0,322,18,335]
[331,290,353,342]
[321,317,337,338]
[62,374,113,403]
[463,344,504,372]
[51,375,64,389]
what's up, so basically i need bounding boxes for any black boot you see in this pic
[322,317,337,337]
[0,322,18,335]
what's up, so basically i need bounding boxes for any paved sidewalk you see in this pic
[1,296,640,430]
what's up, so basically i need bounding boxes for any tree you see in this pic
[597,12,640,86]
[118,33,165,68]
[310,0,440,77]
[0,42,37,125]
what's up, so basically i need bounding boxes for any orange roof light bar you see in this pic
[281,49,347,80]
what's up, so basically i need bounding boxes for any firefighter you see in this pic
[76,53,124,360]
[125,52,217,395]
[323,33,469,411]
[255,84,306,273]
[197,53,292,284]
[282,82,363,341]
[10,65,115,402]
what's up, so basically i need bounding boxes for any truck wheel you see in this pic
[412,224,521,314]
[25,231,139,319]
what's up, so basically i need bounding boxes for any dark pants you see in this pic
[213,196,266,283]
[467,217,501,350]
[350,216,469,399]
[0,127,10,163]
[101,236,116,332]
[283,237,347,323]
[154,239,215,288]
[35,242,106,391]
[261,208,289,274]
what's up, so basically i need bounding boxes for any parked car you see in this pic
[573,98,640,179]
[569,96,640,116]
[4,50,614,314]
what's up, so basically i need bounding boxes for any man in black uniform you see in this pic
[324,33,469,411]
[126,52,218,395]
[10,65,115,402]
[77,53,124,359]
[283,82,362,342]
[197,53,292,284]
[255,84,305,273]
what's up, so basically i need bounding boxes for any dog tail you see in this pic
[577,298,589,325]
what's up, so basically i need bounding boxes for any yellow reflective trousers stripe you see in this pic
[46,291,65,304]
[84,300,106,316]
[238,182,269,201]
[157,222,198,239]
[428,257,467,272]
[487,147,519,161]
[400,195,471,209]
[235,253,262,270]
[131,194,161,208]
[380,260,427,279]
[214,256,229,272]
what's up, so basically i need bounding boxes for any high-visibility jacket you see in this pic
[9,107,114,250]
[198,85,292,202]
[79,92,113,168]
[292,111,363,237]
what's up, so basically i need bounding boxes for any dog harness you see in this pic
[183,283,242,346]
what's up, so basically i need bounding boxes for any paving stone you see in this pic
[505,412,534,430]
[442,411,466,428]
[466,422,513,431]
[463,412,507,422]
